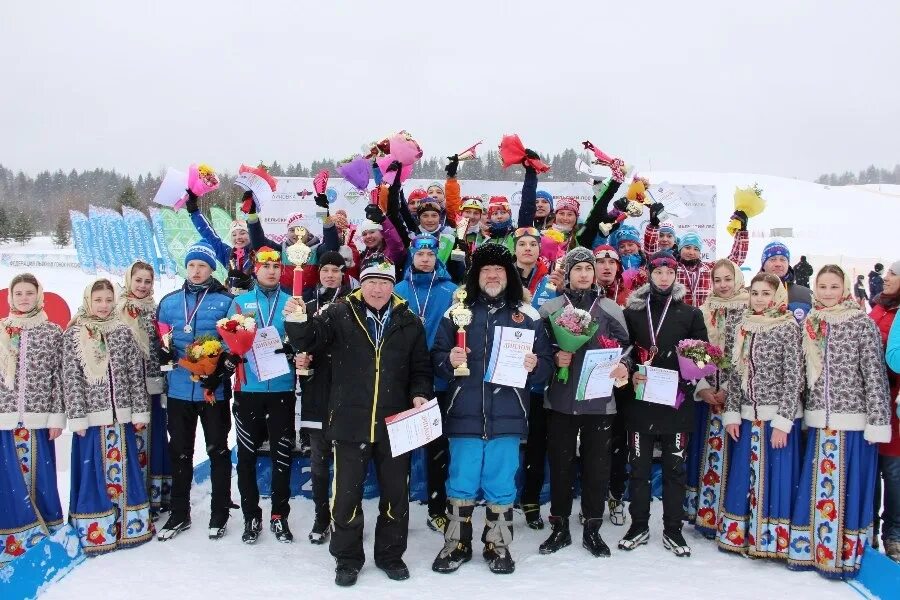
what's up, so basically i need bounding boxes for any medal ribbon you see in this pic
[645,295,673,363]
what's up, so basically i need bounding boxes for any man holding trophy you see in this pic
[430,244,553,575]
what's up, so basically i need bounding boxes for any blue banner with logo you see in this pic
[103,208,129,275]
[149,207,177,278]
[86,205,111,273]
[122,207,161,273]
[68,210,96,274]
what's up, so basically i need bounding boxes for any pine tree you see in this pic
[118,182,141,210]
[51,212,70,248]
[11,211,34,245]
[0,205,9,244]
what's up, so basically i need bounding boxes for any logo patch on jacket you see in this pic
[512,311,524,324]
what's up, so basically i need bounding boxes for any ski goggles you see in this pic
[410,235,439,252]
[514,227,541,240]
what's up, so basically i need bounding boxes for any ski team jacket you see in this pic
[431,298,554,439]
[156,279,233,402]
[285,291,433,444]
[228,287,296,393]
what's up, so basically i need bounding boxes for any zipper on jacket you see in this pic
[371,348,381,442]
[482,315,489,440]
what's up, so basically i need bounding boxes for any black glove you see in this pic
[200,353,242,391]
[385,160,402,173]
[364,204,386,224]
[730,210,748,231]
[185,189,199,213]
[613,198,629,213]
[649,202,665,227]
[227,269,253,291]
[274,345,296,362]
[445,154,459,178]
[158,345,173,366]
[240,190,256,215]
[314,193,329,210]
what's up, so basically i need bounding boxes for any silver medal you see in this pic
[184,325,193,334]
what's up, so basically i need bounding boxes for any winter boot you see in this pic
[335,563,360,587]
[522,503,545,530]
[309,512,330,545]
[539,515,572,554]
[270,515,293,543]
[884,539,900,562]
[427,512,449,533]
[242,516,262,544]
[157,512,191,541]
[432,500,475,573]
[663,527,692,557]
[618,523,650,551]
[607,497,626,526]
[208,512,228,540]
[376,558,410,581]
[482,504,515,575]
[583,518,611,557]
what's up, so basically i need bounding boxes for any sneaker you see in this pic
[157,513,191,541]
[271,515,294,543]
[242,517,262,544]
[427,513,449,533]
[607,498,626,526]
[309,516,330,545]
[539,516,571,555]
[522,504,545,530]
[663,529,691,557]
[432,542,473,573]
[376,559,410,581]
[618,525,650,551]
[335,564,360,587]
[483,545,515,575]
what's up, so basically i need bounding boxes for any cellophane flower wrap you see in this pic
[675,339,723,380]
[178,335,224,403]
[216,312,257,392]
[550,304,599,383]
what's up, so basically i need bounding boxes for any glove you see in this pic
[240,190,256,214]
[274,345,296,362]
[445,154,459,178]
[201,353,242,391]
[314,193,329,210]
[612,198,629,213]
[649,202,664,227]
[730,210,748,231]
[185,189,199,213]
[385,160,402,173]
[227,269,253,292]
[364,204,386,224]
[158,345,173,366]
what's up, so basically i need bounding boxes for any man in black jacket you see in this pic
[793,255,813,288]
[285,254,432,587]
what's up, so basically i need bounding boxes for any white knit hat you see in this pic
[230,220,249,235]
[359,219,383,233]
[286,212,305,230]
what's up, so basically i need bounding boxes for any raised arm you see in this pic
[189,210,232,267]
[517,166,538,228]
[576,178,623,249]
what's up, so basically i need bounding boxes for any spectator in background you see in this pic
[793,255,813,288]
[855,274,870,310]
[870,263,886,308]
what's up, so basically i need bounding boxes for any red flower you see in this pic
[596,335,620,349]
[841,537,856,560]
[224,320,239,333]
[820,458,836,476]
[106,483,123,500]
[697,508,716,527]
[4,535,25,557]
[87,522,106,545]
[776,526,789,551]
[816,499,837,520]
[138,451,147,467]
[702,469,721,486]
[726,521,744,545]
[750,450,759,463]
[816,543,835,564]
[708,436,723,451]
[106,447,121,461]
[748,533,756,546]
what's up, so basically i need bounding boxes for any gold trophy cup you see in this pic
[450,289,473,377]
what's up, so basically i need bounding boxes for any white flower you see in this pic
[696,361,706,369]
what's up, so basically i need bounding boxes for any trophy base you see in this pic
[160,364,173,372]
[453,365,470,377]
[451,249,466,259]
[297,368,311,377]
[285,312,308,323]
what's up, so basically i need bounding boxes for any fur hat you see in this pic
[465,243,523,306]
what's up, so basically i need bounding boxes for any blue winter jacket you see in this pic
[190,211,253,272]
[431,298,554,439]
[228,286,296,393]
[156,279,233,402]
[394,261,458,392]
[887,317,900,374]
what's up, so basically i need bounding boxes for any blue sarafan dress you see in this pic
[787,304,892,579]
[0,311,66,564]
[63,302,154,555]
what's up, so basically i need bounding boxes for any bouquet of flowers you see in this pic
[171,163,220,211]
[178,335,224,403]
[336,155,371,192]
[216,312,256,392]
[549,304,599,383]
[727,183,765,236]
[499,134,550,173]
[676,339,725,381]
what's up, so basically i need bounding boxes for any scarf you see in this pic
[733,282,793,392]
[700,263,749,348]
[68,280,122,387]
[116,262,156,357]
[0,281,48,390]
[802,272,861,387]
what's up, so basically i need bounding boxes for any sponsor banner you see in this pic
[0,253,81,269]
[87,205,111,273]
[122,207,162,273]
[149,207,178,278]
[68,210,96,274]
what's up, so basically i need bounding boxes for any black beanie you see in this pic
[318,251,346,270]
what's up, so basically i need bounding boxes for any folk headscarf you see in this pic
[0,277,48,389]
[116,262,156,357]
[700,261,749,348]
[69,280,121,386]
[732,281,793,392]
[802,270,860,387]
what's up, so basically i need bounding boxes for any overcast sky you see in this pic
[2,0,898,181]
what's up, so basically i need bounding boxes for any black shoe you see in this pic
[583,519,611,557]
[242,517,262,544]
[538,516,572,555]
[335,565,360,587]
[157,513,191,541]
[376,559,410,581]
[522,504,544,530]
[618,524,650,551]
[663,529,691,557]
[483,545,515,574]
[209,512,229,540]
[270,515,294,543]
[432,542,473,573]
[309,516,330,545]
[427,513,449,533]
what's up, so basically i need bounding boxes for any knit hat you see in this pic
[679,231,703,251]
[612,224,640,250]
[535,190,554,209]
[658,221,676,237]
[554,197,580,217]
[359,254,396,284]
[648,251,678,275]
[761,240,790,267]
[426,182,445,195]
[593,244,621,263]
[318,250,345,270]
[460,196,484,213]
[254,246,282,272]
[487,196,511,218]
[286,212,305,231]
[359,219,383,234]
[416,200,442,217]
[230,220,249,236]
[563,247,595,278]
[875,262,885,272]
[889,260,900,276]
[184,240,218,270]
[408,188,429,203]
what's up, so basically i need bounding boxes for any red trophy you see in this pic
[450,289,472,377]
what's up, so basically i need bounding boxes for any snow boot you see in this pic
[432,500,474,573]
[427,512,449,533]
[607,497,626,526]
[663,528,692,557]
[271,515,293,543]
[885,540,900,563]
[335,564,360,587]
[522,503,545,530]
[157,513,191,541]
[376,559,410,581]
[618,524,650,551]
[242,516,261,544]
[208,512,228,540]
[309,512,330,545]
[539,515,572,554]
[583,518,611,557]
[482,504,515,575]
